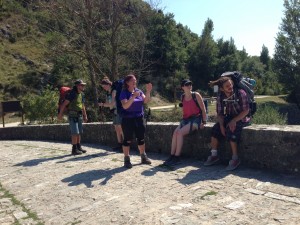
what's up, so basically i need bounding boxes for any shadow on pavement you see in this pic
[14,154,71,167]
[61,167,127,188]
[141,154,300,189]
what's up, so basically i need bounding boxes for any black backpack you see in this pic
[220,71,257,116]
[111,79,124,114]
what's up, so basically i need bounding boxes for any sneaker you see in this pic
[163,155,175,165]
[124,156,132,169]
[141,154,152,165]
[165,156,181,166]
[225,159,241,171]
[204,155,220,166]
[77,144,87,153]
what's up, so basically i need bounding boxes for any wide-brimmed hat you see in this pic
[181,79,192,87]
[74,79,86,85]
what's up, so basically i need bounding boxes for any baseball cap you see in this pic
[181,79,192,87]
[74,79,86,85]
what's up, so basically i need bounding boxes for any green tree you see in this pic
[188,18,218,92]
[260,44,271,71]
[273,0,300,106]
[215,37,239,76]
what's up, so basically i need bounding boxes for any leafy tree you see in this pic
[188,18,218,92]
[215,37,239,76]
[260,44,271,71]
[273,0,300,106]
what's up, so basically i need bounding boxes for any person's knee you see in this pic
[122,139,131,146]
[137,138,145,145]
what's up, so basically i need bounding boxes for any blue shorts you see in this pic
[113,113,122,125]
[68,116,83,135]
[180,115,202,134]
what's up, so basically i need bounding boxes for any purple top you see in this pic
[119,88,144,118]
[217,89,250,123]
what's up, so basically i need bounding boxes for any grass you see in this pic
[200,191,218,199]
[0,183,44,225]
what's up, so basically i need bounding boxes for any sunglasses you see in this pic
[184,83,192,86]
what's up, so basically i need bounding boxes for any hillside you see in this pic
[0,3,50,101]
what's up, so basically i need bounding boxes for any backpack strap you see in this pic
[182,92,202,114]
[191,92,201,110]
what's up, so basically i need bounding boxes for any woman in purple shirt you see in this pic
[120,74,152,168]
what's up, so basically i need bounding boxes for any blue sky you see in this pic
[158,0,285,56]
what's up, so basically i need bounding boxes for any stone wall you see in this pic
[1,122,299,173]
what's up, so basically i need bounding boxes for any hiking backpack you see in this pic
[179,92,208,115]
[111,79,124,114]
[220,71,257,116]
[58,86,71,114]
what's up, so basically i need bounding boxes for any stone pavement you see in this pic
[0,140,299,225]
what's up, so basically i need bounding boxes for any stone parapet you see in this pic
[1,122,299,173]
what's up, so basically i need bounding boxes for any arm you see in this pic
[99,90,116,108]
[143,83,152,104]
[82,104,88,122]
[57,100,70,121]
[227,90,250,132]
[121,91,140,109]
[195,92,207,124]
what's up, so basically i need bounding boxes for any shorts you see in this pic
[113,113,122,125]
[180,115,202,134]
[211,116,248,143]
[68,116,83,135]
[122,117,145,142]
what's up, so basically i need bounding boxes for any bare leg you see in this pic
[71,134,80,145]
[138,143,145,155]
[122,142,131,157]
[210,136,219,150]
[229,141,238,156]
[114,125,123,143]
[172,124,195,156]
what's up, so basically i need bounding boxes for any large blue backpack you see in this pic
[111,79,124,114]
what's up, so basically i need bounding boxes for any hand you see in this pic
[220,125,226,137]
[228,120,236,132]
[57,114,63,121]
[145,83,152,92]
[83,116,88,123]
[200,123,205,129]
[132,91,140,98]
[98,102,104,107]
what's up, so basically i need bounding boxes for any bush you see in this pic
[22,86,58,123]
[150,107,182,122]
[252,104,287,125]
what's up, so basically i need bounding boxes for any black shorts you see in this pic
[121,117,145,142]
[211,116,248,143]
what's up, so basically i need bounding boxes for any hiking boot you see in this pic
[77,144,87,153]
[72,147,82,156]
[225,159,241,171]
[124,156,132,169]
[141,154,151,165]
[163,155,175,165]
[165,156,181,166]
[204,155,220,166]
